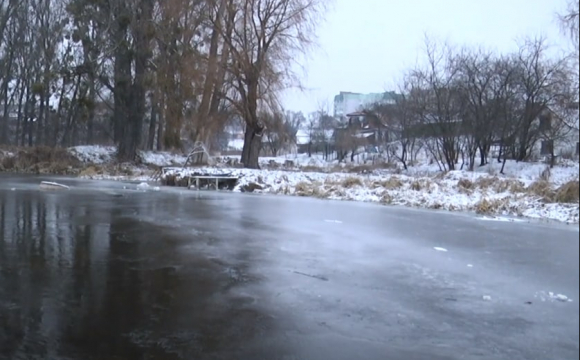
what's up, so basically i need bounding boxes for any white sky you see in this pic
[282,0,574,114]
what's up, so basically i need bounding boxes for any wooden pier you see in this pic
[186,175,240,190]
[157,167,239,190]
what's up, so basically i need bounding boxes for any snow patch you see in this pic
[68,146,116,164]
[534,291,574,303]
[324,220,343,224]
[479,216,526,223]
[139,151,188,167]
[137,182,150,190]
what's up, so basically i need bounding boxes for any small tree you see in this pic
[262,110,300,156]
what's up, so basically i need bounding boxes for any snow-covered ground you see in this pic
[68,145,188,167]
[161,163,579,224]
[15,145,576,224]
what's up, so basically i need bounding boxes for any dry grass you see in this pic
[79,166,101,177]
[369,176,403,190]
[527,180,555,202]
[432,171,448,180]
[457,178,474,189]
[554,180,580,203]
[475,198,509,215]
[348,165,373,174]
[294,181,311,193]
[410,179,432,191]
[385,177,404,189]
[1,146,81,175]
[508,180,526,194]
[294,181,327,198]
[475,176,495,190]
[341,176,363,188]
[300,165,327,173]
[457,178,474,194]
[429,203,443,210]
[380,192,393,204]
[475,176,526,194]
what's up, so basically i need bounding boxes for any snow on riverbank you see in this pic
[162,164,579,224]
[68,145,188,167]
[6,145,573,224]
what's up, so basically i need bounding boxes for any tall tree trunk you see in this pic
[240,77,263,168]
[15,80,26,146]
[117,0,153,161]
[147,98,157,150]
[87,75,96,144]
[37,91,45,146]
[241,124,262,169]
[0,49,14,145]
[194,0,226,149]
[53,76,68,146]
[27,97,36,147]
[113,1,132,157]
[1,79,11,145]
[156,95,165,151]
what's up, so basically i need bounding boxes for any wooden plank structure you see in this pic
[186,175,239,190]
[152,144,239,191]
[158,167,239,190]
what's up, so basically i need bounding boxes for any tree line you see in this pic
[368,35,579,172]
[364,1,579,172]
[0,0,324,168]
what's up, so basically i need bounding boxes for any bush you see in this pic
[527,180,555,202]
[373,177,403,190]
[1,146,81,174]
[554,180,580,203]
[457,178,474,192]
[475,198,509,215]
[341,176,363,188]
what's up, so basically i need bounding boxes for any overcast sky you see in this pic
[282,0,573,114]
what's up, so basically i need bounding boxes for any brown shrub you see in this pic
[301,165,326,173]
[411,179,431,191]
[458,178,474,189]
[410,180,422,191]
[475,176,495,190]
[371,176,403,190]
[554,180,579,203]
[527,180,555,202]
[1,155,15,170]
[2,146,81,174]
[79,166,101,178]
[294,181,311,193]
[457,178,474,194]
[508,181,526,194]
[341,176,363,188]
[348,165,373,174]
[475,198,509,215]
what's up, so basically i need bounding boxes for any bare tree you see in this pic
[406,36,463,171]
[558,0,579,51]
[213,0,325,168]
[369,86,420,170]
[262,109,299,156]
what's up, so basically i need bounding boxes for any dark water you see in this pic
[0,176,276,360]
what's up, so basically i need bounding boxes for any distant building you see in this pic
[333,91,399,120]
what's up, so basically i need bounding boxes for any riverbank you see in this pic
[1,145,579,224]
